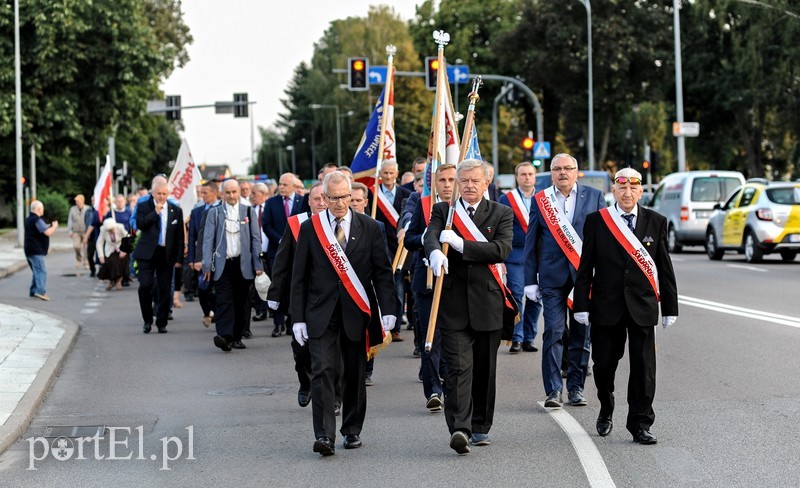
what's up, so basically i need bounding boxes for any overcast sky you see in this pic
[161,1,421,175]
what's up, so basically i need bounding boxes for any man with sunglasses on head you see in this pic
[573,168,678,445]
[524,153,606,409]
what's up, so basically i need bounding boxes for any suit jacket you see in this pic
[132,198,184,265]
[373,184,411,256]
[498,189,534,264]
[524,184,606,288]
[262,193,304,259]
[290,210,395,342]
[574,205,679,326]
[267,212,309,313]
[405,196,431,295]
[201,203,263,281]
[423,199,513,332]
[399,191,421,230]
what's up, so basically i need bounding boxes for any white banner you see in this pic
[92,156,113,223]
[168,139,202,217]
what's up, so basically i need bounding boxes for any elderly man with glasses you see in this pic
[524,153,606,409]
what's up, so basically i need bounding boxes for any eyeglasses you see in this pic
[614,176,642,186]
[325,193,351,203]
[551,166,577,173]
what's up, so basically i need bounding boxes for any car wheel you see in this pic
[667,225,683,253]
[706,230,724,260]
[744,230,764,263]
[779,250,797,262]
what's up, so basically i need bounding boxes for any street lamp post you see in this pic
[14,0,24,247]
[285,145,296,174]
[577,0,595,170]
[309,104,342,167]
[673,0,687,172]
[289,119,314,177]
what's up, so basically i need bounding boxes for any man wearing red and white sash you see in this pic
[574,168,678,445]
[524,154,606,409]
[291,171,395,456]
[424,159,513,454]
[498,162,543,354]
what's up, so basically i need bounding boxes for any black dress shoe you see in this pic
[509,342,522,354]
[449,431,470,455]
[522,341,538,352]
[213,335,232,352]
[596,416,613,437]
[271,327,282,338]
[252,312,267,322]
[142,323,152,334]
[242,330,252,339]
[544,390,563,408]
[168,311,173,321]
[230,340,246,349]
[313,437,335,456]
[343,434,362,449]
[157,326,168,334]
[632,429,657,444]
[298,390,311,407]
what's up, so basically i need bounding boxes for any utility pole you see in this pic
[674,0,687,172]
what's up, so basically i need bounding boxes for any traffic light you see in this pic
[425,56,439,90]
[348,57,369,91]
[522,136,534,159]
[533,160,543,168]
[234,92,249,118]
[642,160,650,171]
[166,95,181,121]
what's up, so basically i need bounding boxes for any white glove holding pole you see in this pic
[662,316,677,330]
[429,250,449,277]
[524,285,541,302]
[439,230,464,253]
[381,315,397,332]
[293,322,309,346]
[267,300,279,310]
[574,312,590,326]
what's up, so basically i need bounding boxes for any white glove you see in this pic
[662,316,677,330]
[574,312,590,326]
[267,300,279,310]
[381,315,397,332]
[421,228,427,244]
[429,249,449,277]
[293,322,309,346]
[439,230,464,253]
[524,285,541,302]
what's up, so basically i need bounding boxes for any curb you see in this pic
[0,308,80,455]
[0,261,28,280]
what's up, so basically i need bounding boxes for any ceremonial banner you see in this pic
[351,80,396,188]
[422,68,460,198]
[168,139,203,217]
[599,208,661,301]
[92,156,113,223]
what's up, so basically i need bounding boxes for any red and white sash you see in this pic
[506,189,530,234]
[310,212,372,316]
[287,213,309,241]
[451,203,515,311]
[534,187,584,307]
[598,207,660,301]
[376,190,400,229]
[420,195,433,225]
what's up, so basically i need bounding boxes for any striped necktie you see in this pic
[334,218,346,250]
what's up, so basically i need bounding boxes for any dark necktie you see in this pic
[334,218,346,250]
[257,205,262,232]
[622,214,635,232]
[467,206,476,220]
[283,197,290,218]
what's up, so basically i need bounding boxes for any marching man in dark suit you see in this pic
[424,159,514,455]
[133,178,184,334]
[290,171,395,456]
[573,167,678,444]
[202,178,264,352]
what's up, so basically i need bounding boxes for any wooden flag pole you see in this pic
[371,45,396,219]
[425,75,482,353]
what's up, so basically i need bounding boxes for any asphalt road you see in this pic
[0,246,798,487]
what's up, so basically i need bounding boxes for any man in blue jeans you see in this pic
[498,162,542,354]
[25,200,59,301]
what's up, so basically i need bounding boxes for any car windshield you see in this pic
[690,177,741,202]
[766,187,800,205]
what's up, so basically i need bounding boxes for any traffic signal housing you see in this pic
[425,56,439,90]
[234,93,249,118]
[348,57,369,91]
[166,95,181,121]
[522,136,534,159]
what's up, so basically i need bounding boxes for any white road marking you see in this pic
[726,264,768,272]
[539,402,616,488]
[679,295,800,329]
[669,257,685,262]
[80,308,97,314]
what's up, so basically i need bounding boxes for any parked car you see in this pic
[649,170,745,252]
[705,180,800,262]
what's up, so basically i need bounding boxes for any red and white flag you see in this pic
[92,156,113,223]
[168,139,202,217]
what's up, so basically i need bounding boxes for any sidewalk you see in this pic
[0,228,80,454]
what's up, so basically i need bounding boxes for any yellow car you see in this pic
[706,180,800,262]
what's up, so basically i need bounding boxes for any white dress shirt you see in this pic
[158,204,168,247]
[256,203,268,253]
[327,209,352,242]
[224,202,242,258]
[614,203,639,228]
[554,184,578,223]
